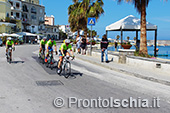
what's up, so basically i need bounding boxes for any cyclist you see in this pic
[45,38,57,63]
[6,37,15,57]
[57,39,74,72]
[39,37,47,58]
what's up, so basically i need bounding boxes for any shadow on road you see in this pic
[11,61,25,64]
[59,69,83,79]
[32,55,83,78]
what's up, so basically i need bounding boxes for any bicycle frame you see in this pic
[48,50,53,63]
[7,47,13,63]
[57,56,73,78]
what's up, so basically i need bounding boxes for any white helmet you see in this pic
[65,39,70,44]
[43,37,47,40]
[8,37,12,40]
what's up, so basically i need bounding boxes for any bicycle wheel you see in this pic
[63,61,71,78]
[9,58,12,64]
[45,59,49,67]
[56,59,62,75]
[41,51,45,64]
[7,56,9,62]
[9,52,12,64]
[38,55,42,63]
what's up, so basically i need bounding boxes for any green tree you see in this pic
[69,0,104,38]
[87,29,97,38]
[59,30,67,40]
[68,1,82,36]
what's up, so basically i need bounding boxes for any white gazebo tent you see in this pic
[106,15,158,57]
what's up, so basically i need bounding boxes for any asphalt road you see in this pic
[0,44,170,113]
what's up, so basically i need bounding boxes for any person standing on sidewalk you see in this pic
[80,35,87,55]
[76,34,81,54]
[101,34,109,63]
[115,40,118,51]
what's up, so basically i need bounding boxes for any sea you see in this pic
[108,46,170,60]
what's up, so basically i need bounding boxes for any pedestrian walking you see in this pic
[101,34,109,63]
[80,35,87,55]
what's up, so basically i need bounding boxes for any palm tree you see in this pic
[69,0,104,38]
[68,2,82,37]
[87,29,97,38]
[118,0,150,55]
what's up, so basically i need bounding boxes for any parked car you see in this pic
[0,38,3,46]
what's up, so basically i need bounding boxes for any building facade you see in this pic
[0,0,11,19]
[21,0,45,33]
[39,24,59,40]
[9,0,22,20]
[8,0,22,32]
[0,0,16,34]
[45,15,54,26]
[59,25,71,33]
[21,0,39,5]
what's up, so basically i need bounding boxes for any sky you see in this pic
[41,0,170,40]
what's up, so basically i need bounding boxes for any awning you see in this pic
[2,33,10,36]
[16,32,37,36]
[106,15,157,31]
[9,33,20,37]
[0,22,16,27]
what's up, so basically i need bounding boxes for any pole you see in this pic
[154,29,157,57]
[136,30,138,51]
[120,26,123,49]
[90,25,92,56]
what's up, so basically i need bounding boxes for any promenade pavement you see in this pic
[75,51,170,86]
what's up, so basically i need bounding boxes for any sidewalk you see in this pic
[75,52,170,86]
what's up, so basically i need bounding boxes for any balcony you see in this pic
[22,18,29,24]
[11,6,22,11]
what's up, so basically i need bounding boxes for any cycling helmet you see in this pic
[43,37,47,40]
[65,39,70,44]
[8,37,12,40]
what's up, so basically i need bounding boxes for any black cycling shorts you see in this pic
[41,45,45,50]
[7,45,12,49]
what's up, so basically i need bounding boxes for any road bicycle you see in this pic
[46,50,55,70]
[56,56,74,78]
[38,48,45,64]
[6,47,14,64]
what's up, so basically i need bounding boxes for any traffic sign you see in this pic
[88,17,96,26]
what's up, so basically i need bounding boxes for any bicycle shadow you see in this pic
[33,55,83,78]
[59,69,83,79]
[10,61,25,64]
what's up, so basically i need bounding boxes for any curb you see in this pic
[76,55,170,87]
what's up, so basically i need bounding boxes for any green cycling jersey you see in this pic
[40,39,47,45]
[6,40,14,46]
[46,40,56,47]
[59,43,72,51]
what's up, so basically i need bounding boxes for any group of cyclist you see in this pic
[39,37,74,72]
[5,36,75,71]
